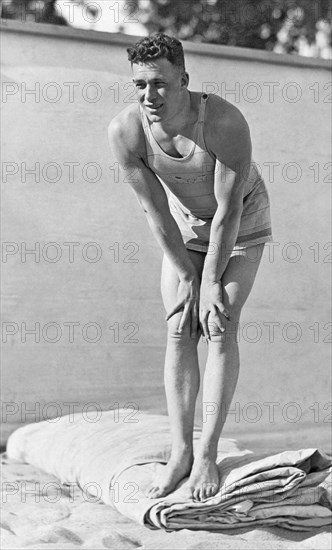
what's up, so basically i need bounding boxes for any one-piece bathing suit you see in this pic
[139,92,273,257]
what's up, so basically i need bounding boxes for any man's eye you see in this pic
[134,82,165,89]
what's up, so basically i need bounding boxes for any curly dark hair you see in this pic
[127,33,186,72]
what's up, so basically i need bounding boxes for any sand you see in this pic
[2,452,331,550]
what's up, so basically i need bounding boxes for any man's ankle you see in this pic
[171,441,194,458]
[194,442,218,461]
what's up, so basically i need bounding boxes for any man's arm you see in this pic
[202,107,252,283]
[108,119,198,282]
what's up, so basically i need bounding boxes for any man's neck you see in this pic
[155,90,194,134]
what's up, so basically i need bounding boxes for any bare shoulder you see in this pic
[204,93,251,165]
[107,103,147,162]
[205,93,250,137]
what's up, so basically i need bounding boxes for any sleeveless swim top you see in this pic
[139,93,263,220]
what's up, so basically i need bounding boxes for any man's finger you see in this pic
[191,303,199,338]
[200,312,210,340]
[208,319,225,335]
[216,303,231,320]
[178,304,191,332]
[165,302,184,321]
[203,321,210,340]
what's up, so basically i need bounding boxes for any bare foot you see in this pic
[182,455,220,501]
[146,450,193,499]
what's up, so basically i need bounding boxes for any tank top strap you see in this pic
[197,93,209,124]
[138,92,211,161]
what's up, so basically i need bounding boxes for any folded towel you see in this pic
[6,409,332,532]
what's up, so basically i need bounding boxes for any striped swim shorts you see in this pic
[169,178,273,257]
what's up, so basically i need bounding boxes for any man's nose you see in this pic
[145,85,157,102]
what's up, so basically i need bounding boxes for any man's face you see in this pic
[131,57,188,122]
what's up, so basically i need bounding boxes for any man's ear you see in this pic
[181,71,190,88]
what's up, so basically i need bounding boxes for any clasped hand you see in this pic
[199,280,231,340]
[165,277,231,340]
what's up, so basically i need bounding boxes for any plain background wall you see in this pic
[1,22,331,449]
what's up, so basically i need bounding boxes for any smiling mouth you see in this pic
[145,104,163,111]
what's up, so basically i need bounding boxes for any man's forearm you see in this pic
[145,211,198,281]
[202,209,242,283]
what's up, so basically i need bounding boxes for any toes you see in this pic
[192,483,218,501]
[206,485,214,498]
[193,486,206,501]
[148,485,168,499]
[146,485,160,499]
[147,477,219,501]
[205,483,218,499]
[212,483,219,497]
[193,487,200,501]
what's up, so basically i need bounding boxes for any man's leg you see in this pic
[147,249,206,498]
[185,243,265,500]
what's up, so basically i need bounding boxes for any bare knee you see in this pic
[207,310,241,344]
[166,312,202,344]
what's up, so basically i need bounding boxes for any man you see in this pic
[108,33,272,502]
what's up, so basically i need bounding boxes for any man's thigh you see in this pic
[221,243,265,319]
[159,244,265,336]
[205,244,265,343]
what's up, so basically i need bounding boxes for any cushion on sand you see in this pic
[6,409,332,531]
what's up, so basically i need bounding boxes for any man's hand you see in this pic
[165,275,201,338]
[199,281,231,340]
